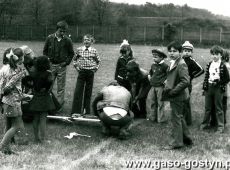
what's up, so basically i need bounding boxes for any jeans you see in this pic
[51,63,67,106]
[71,70,94,114]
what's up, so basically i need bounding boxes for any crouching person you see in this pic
[92,81,134,139]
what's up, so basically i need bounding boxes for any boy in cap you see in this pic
[146,49,168,123]
[182,41,204,125]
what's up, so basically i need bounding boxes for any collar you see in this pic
[55,33,63,42]
[153,60,165,64]
[211,59,221,65]
[83,46,92,51]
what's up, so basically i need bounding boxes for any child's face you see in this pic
[168,47,180,60]
[182,48,193,58]
[152,53,163,63]
[211,53,222,62]
[83,36,93,48]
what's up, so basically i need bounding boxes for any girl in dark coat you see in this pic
[114,39,134,91]
[29,56,55,143]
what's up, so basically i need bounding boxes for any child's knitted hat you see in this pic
[120,39,130,48]
[182,41,194,50]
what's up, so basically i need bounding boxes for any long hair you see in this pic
[2,48,13,64]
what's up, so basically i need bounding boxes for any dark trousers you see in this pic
[170,101,192,147]
[202,85,224,131]
[71,70,94,114]
[210,96,227,126]
[131,98,147,118]
[184,97,192,126]
[184,83,192,125]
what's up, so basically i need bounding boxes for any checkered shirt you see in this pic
[73,46,101,71]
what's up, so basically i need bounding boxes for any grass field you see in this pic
[0,41,230,170]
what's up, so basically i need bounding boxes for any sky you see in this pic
[110,0,230,17]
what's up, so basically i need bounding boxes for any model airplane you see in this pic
[47,113,100,123]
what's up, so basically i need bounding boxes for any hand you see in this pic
[168,90,176,97]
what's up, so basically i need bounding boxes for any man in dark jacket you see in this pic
[43,20,74,110]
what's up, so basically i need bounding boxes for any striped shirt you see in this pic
[73,46,101,71]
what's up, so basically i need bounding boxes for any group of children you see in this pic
[114,39,230,149]
[0,36,229,154]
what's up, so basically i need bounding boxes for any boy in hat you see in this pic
[182,41,204,125]
[146,49,169,123]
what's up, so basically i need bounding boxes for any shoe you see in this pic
[215,129,224,134]
[200,124,210,130]
[71,113,81,118]
[118,130,131,140]
[183,138,193,146]
[1,148,18,155]
[163,145,183,150]
[101,127,111,136]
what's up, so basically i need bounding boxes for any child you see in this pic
[222,50,230,124]
[29,56,55,143]
[72,34,101,116]
[0,48,28,154]
[115,39,134,91]
[161,41,192,149]
[146,49,168,123]
[201,45,230,133]
[182,41,204,125]
[126,60,151,118]
[210,50,230,127]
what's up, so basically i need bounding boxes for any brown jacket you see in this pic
[162,57,190,101]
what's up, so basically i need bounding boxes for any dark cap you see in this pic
[152,49,167,58]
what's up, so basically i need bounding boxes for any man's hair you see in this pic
[167,41,182,53]
[56,20,68,30]
[210,45,223,56]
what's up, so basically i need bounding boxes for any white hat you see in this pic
[120,39,129,48]
[182,41,194,50]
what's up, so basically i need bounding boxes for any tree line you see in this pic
[0,0,227,27]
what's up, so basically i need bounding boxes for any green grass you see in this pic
[0,41,230,170]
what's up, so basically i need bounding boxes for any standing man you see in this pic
[43,21,74,111]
